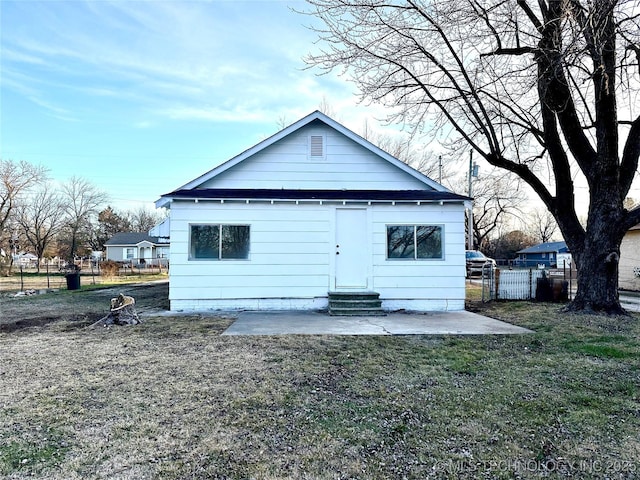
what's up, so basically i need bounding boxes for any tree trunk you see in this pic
[565,203,626,314]
[568,251,623,314]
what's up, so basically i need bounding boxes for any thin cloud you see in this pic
[1,0,344,124]
[159,106,271,123]
[26,96,79,122]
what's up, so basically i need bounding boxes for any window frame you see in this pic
[385,224,444,260]
[188,223,251,261]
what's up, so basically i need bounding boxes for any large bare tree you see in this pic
[127,206,166,233]
[528,208,560,244]
[59,177,108,265]
[469,172,528,251]
[15,184,65,272]
[0,159,47,274]
[304,0,640,313]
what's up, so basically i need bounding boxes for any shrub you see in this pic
[100,260,121,277]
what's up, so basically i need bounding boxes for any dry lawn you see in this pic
[0,282,639,479]
[0,271,168,295]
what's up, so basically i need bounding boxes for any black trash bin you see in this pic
[65,272,81,290]
[535,276,552,302]
[551,279,569,302]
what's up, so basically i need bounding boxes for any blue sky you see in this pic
[0,0,393,212]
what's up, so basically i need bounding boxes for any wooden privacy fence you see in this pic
[482,266,573,302]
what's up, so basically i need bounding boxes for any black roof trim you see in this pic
[162,188,470,202]
[104,232,169,246]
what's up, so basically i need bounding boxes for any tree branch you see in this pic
[480,47,537,57]
[620,114,640,196]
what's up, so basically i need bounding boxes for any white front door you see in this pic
[334,208,368,289]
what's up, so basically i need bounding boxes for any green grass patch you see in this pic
[0,429,70,475]
[574,343,632,358]
[562,338,636,359]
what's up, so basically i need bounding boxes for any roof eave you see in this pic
[160,196,466,204]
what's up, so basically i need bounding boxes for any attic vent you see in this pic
[309,135,325,158]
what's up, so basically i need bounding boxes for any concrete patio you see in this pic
[222,310,532,336]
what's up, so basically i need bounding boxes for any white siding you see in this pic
[198,124,431,191]
[371,203,466,311]
[149,218,170,237]
[168,201,466,311]
[620,230,640,291]
[169,202,332,309]
[105,246,124,261]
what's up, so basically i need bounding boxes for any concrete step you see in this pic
[328,291,380,301]
[329,299,383,309]
[328,307,387,316]
[328,291,385,316]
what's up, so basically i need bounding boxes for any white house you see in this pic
[619,224,640,291]
[104,232,169,266]
[156,111,469,312]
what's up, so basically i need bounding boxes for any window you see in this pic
[190,224,250,260]
[387,225,443,260]
[124,248,134,259]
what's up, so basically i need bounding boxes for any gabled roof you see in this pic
[104,232,169,247]
[517,241,569,254]
[157,111,452,208]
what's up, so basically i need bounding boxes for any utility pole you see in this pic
[467,151,478,249]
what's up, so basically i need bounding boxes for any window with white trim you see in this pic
[124,248,135,259]
[386,225,443,259]
[190,224,250,260]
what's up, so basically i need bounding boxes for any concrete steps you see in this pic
[328,291,386,316]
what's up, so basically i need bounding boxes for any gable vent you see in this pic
[310,135,324,158]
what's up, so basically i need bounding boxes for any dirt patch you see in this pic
[0,281,169,331]
[0,316,61,333]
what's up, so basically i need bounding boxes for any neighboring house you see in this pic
[619,224,640,291]
[13,253,38,268]
[156,110,469,312]
[104,232,170,266]
[514,241,571,268]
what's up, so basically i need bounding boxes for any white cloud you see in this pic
[1,0,356,125]
[159,106,270,123]
[25,96,79,122]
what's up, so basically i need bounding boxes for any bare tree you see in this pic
[472,173,527,251]
[450,170,527,250]
[59,177,108,264]
[303,0,640,313]
[485,229,537,261]
[362,126,455,183]
[317,96,341,120]
[319,98,454,181]
[15,185,65,272]
[127,206,166,233]
[0,159,47,274]
[528,208,559,244]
